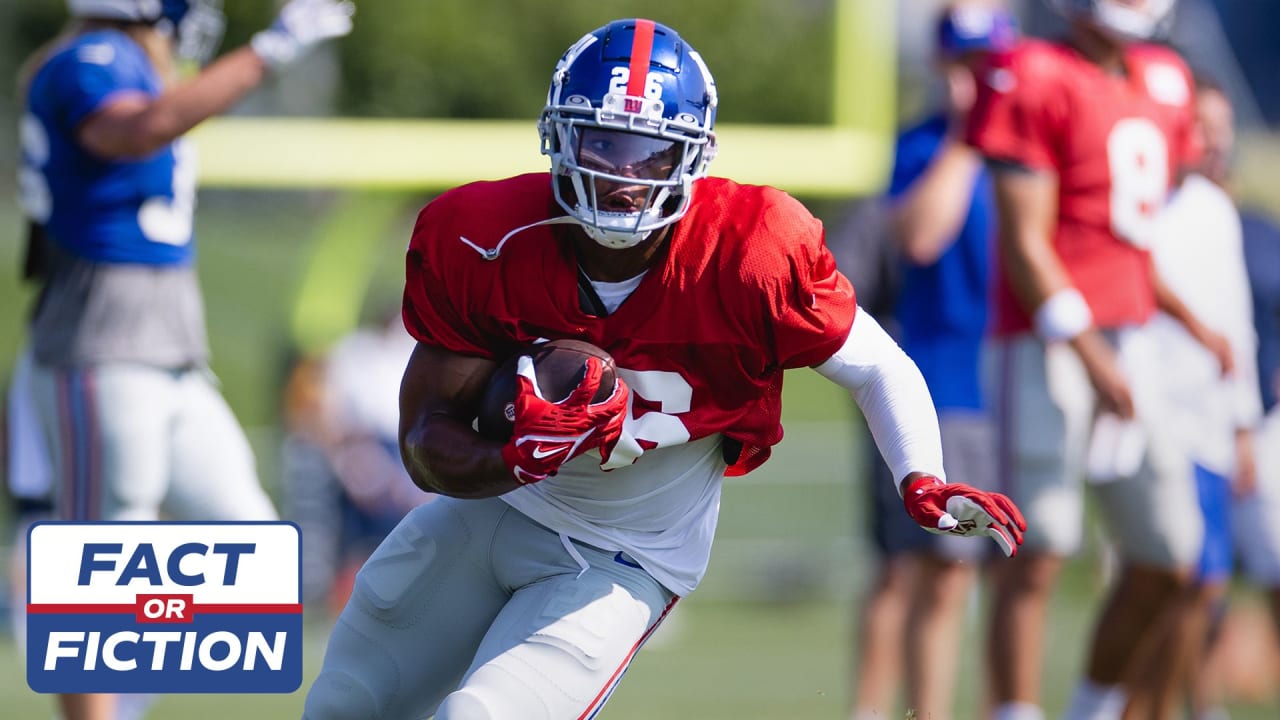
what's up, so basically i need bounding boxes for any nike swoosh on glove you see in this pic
[901,474,1027,557]
[500,355,630,485]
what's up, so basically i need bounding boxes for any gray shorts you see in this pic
[984,331,1203,568]
[303,496,677,720]
[867,411,997,562]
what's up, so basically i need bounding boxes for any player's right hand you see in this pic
[251,0,355,71]
[1072,329,1135,419]
[500,355,630,484]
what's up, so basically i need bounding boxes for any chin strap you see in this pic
[455,212,657,261]
[456,216,582,261]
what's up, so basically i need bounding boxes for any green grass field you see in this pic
[3,415,1278,718]
[0,598,1030,720]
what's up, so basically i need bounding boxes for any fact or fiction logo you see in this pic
[26,522,302,694]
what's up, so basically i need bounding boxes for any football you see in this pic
[476,339,618,441]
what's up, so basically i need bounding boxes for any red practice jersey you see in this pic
[403,173,857,474]
[967,39,1199,335]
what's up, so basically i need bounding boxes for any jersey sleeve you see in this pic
[46,36,153,132]
[965,46,1065,172]
[755,192,858,369]
[401,199,499,359]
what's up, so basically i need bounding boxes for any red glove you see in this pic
[501,355,629,484]
[596,399,627,468]
[901,474,1027,557]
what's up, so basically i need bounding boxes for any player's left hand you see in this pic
[251,0,355,71]
[901,473,1026,557]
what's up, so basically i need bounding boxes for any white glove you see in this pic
[251,0,355,71]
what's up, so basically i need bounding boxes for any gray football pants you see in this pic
[29,362,276,522]
[303,496,677,720]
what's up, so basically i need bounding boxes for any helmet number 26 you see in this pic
[608,68,664,100]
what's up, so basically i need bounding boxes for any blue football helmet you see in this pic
[539,18,718,249]
[1049,0,1177,40]
[936,4,1018,57]
[67,0,225,64]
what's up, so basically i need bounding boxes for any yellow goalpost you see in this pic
[192,0,897,198]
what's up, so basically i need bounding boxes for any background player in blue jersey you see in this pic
[844,4,1015,719]
[16,1,353,718]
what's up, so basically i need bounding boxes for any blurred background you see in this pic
[0,0,1277,718]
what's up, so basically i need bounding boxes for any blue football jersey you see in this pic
[887,114,994,412]
[20,30,196,266]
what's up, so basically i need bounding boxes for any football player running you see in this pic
[965,1,1227,719]
[17,2,353,719]
[303,18,1025,720]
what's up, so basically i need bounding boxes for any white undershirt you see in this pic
[588,272,647,315]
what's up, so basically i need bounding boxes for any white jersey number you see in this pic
[18,113,52,223]
[608,67,665,99]
[17,111,197,246]
[601,368,693,469]
[1107,118,1170,248]
[137,138,198,246]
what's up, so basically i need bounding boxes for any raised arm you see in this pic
[78,49,266,159]
[78,0,354,159]
[891,139,984,266]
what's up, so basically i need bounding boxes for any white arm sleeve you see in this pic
[813,308,946,493]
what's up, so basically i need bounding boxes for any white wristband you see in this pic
[1033,287,1093,342]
